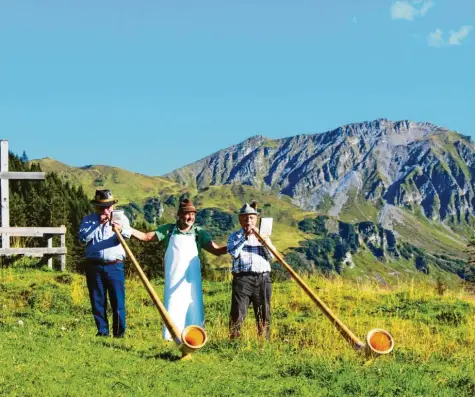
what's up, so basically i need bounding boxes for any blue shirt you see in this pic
[78,213,131,261]
[227,229,273,273]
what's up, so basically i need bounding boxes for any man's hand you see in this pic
[244,225,259,237]
[112,222,122,233]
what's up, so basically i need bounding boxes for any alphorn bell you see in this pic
[254,229,394,356]
[114,228,208,359]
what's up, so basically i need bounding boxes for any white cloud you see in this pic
[427,28,444,47]
[391,1,418,20]
[448,25,473,45]
[390,0,433,21]
[427,25,473,47]
[419,0,433,16]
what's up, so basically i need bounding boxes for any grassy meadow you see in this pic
[1,267,474,397]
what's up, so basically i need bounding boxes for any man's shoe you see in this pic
[95,332,109,337]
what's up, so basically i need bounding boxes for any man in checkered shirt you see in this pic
[227,201,275,340]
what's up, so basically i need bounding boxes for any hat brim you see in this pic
[239,211,258,216]
[178,208,197,213]
[91,200,118,207]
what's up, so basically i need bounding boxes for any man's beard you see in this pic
[180,220,194,229]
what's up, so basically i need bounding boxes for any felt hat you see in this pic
[239,202,259,215]
[178,198,197,214]
[91,189,118,207]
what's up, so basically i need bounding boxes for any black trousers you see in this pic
[229,272,272,339]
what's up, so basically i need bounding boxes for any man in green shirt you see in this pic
[124,199,227,340]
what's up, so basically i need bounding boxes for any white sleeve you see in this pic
[121,214,132,239]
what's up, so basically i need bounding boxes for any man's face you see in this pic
[239,214,258,231]
[178,211,196,229]
[96,205,113,223]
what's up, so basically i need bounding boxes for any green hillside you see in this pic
[33,158,183,205]
[1,269,474,396]
[29,158,470,283]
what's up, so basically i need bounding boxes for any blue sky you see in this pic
[1,0,474,176]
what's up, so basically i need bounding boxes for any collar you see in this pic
[175,223,196,235]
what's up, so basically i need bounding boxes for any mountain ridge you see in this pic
[29,118,473,282]
[163,119,474,224]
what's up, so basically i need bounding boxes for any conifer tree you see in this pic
[20,150,28,163]
[464,236,475,286]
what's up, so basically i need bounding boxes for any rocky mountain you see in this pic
[165,119,475,228]
[29,119,474,283]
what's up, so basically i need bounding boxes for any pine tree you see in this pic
[20,151,29,163]
[464,236,475,288]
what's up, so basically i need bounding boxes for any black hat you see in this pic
[91,189,118,207]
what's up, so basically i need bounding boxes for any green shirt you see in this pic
[155,223,212,252]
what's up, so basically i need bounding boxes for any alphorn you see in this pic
[254,229,393,355]
[114,228,207,359]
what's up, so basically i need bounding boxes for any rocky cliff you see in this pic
[165,119,475,226]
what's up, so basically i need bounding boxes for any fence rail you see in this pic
[0,226,66,237]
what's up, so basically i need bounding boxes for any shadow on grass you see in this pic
[92,337,185,361]
[141,350,183,361]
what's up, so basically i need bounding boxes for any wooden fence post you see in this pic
[60,228,66,271]
[47,236,53,269]
[1,140,9,249]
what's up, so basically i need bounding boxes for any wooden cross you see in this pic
[0,140,67,270]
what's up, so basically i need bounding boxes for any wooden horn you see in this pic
[253,228,367,350]
[253,226,394,355]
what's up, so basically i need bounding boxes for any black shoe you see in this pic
[95,332,109,337]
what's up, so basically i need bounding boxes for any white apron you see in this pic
[162,227,204,341]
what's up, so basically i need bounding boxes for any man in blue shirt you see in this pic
[78,189,132,337]
[227,201,275,340]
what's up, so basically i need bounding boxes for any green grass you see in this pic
[431,132,472,181]
[392,208,467,258]
[338,189,380,224]
[1,268,474,396]
[342,248,461,287]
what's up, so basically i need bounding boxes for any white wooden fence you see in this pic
[0,140,67,270]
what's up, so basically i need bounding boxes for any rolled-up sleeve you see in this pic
[78,215,99,243]
[227,231,247,259]
[262,238,275,261]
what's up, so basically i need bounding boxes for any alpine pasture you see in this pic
[1,267,474,396]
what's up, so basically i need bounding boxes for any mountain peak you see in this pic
[242,134,268,144]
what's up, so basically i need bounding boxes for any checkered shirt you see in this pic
[227,229,273,273]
